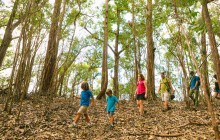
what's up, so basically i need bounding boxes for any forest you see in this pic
[0,0,220,139]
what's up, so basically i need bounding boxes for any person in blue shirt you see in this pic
[189,71,200,107]
[71,81,95,128]
[106,89,119,129]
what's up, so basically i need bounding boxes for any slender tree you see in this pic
[132,0,138,83]
[146,0,155,99]
[96,0,109,99]
[201,1,220,138]
[201,0,220,87]
[113,5,120,98]
[0,0,20,67]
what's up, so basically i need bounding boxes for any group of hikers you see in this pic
[70,71,220,129]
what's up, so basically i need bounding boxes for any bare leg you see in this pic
[110,116,114,125]
[214,92,220,99]
[137,100,140,112]
[139,100,144,115]
[74,113,81,124]
[164,101,169,109]
[84,114,90,123]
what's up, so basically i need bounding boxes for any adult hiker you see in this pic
[158,72,175,111]
[213,74,220,99]
[134,73,147,115]
[189,71,200,107]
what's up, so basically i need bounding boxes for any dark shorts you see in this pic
[136,93,146,100]
[214,89,220,92]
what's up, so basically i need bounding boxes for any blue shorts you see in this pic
[107,112,114,116]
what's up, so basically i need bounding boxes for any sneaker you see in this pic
[109,125,114,129]
[86,123,92,128]
[162,109,168,112]
[162,107,170,112]
[69,124,78,128]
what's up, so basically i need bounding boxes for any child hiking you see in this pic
[71,81,95,128]
[134,73,147,115]
[106,89,119,129]
[158,72,175,112]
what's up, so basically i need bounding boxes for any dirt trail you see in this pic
[0,97,219,139]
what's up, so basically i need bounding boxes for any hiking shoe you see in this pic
[162,109,168,112]
[86,123,93,128]
[69,124,78,128]
[162,107,171,112]
[109,125,114,130]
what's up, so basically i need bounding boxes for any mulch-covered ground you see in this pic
[0,96,220,140]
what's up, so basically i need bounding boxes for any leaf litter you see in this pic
[0,97,219,140]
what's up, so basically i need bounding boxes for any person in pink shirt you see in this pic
[134,73,147,115]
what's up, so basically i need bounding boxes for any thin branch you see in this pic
[84,26,114,53]
[198,52,211,69]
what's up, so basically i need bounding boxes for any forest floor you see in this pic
[0,96,220,140]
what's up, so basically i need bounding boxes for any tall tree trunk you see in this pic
[53,0,67,95]
[113,7,120,98]
[0,0,20,67]
[173,0,191,108]
[96,0,109,100]
[40,0,62,95]
[137,40,141,73]
[4,26,23,113]
[201,0,220,85]
[200,33,210,92]
[132,0,138,83]
[146,0,155,99]
[201,2,220,138]
[200,32,220,140]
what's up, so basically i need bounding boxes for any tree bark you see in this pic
[96,0,109,100]
[201,0,220,85]
[137,40,141,73]
[0,0,20,67]
[113,7,120,98]
[172,0,191,108]
[201,1,220,138]
[40,0,62,95]
[132,0,138,83]
[146,0,155,99]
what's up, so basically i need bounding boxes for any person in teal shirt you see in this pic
[106,89,119,129]
[189,71,200,107]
